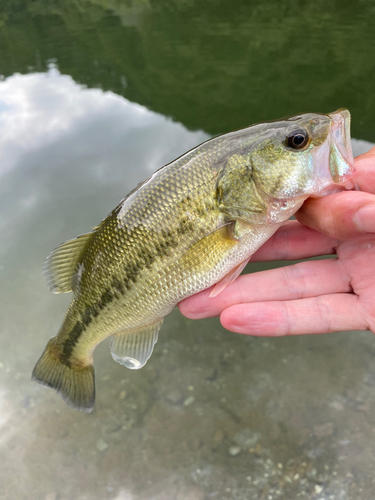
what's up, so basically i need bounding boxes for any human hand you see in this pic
[179,147,375,336]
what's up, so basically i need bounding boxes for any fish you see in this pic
[32,109,355,412]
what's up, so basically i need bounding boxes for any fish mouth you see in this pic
[328,109,355,183]
[313,109,356,196]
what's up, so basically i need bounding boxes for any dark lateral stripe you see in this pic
[60,212,197,362]
[61,288,113,362]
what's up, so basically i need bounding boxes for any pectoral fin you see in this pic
[209,258,250,297]
[110,320,163,369]
[181,222,238,272]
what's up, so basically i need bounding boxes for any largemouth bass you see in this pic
[32,109,354,412]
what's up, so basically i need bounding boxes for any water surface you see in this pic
[1,2,375,499]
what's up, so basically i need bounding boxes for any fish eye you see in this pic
[286,128,309,149]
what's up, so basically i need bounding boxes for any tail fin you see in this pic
[32,339,95,413]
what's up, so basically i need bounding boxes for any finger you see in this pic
[179,258,351,319]
[220,293,365,336]
[296,190,375,239]
[251,220,338,261]
[353,146,375,193]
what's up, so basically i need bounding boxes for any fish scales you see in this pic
[53,139,229,360]
[33,110,355,411]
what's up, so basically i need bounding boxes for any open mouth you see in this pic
[328,109,355,183]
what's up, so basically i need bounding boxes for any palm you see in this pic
[335,237,375,332]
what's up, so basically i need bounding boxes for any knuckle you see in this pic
[272,229,289,260]
[280,302,292,336]
[316,296,331,334]
[363,302,375,334]
[281,263,307,298]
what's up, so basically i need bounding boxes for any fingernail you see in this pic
[353,204,375,233]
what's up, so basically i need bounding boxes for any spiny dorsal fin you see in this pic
[43,233,92,294]
[110,320,163,369]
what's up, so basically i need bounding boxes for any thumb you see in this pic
[295,191,375,239]
[351,146,375,193]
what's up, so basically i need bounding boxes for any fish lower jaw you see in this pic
[310,163,357,197]
[309,178,358,198]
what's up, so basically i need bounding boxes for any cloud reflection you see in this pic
[0,68,374,500]
[0,67,209,257]
[0,66,208,177]
[0,68,210,500]
[0,66,209,425]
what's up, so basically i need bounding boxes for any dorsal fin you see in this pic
[43,233,92,294]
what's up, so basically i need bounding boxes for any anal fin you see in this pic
[110,320,163,370]
[209,258,250,298]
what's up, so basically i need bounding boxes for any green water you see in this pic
[2,0,375,140]
[1,2,375,499]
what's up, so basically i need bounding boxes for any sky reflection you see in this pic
[0,69,208,436]
[0,66,208,177]
[0,68,208,255]
[0,68,210,499]
[0,69,374,500]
